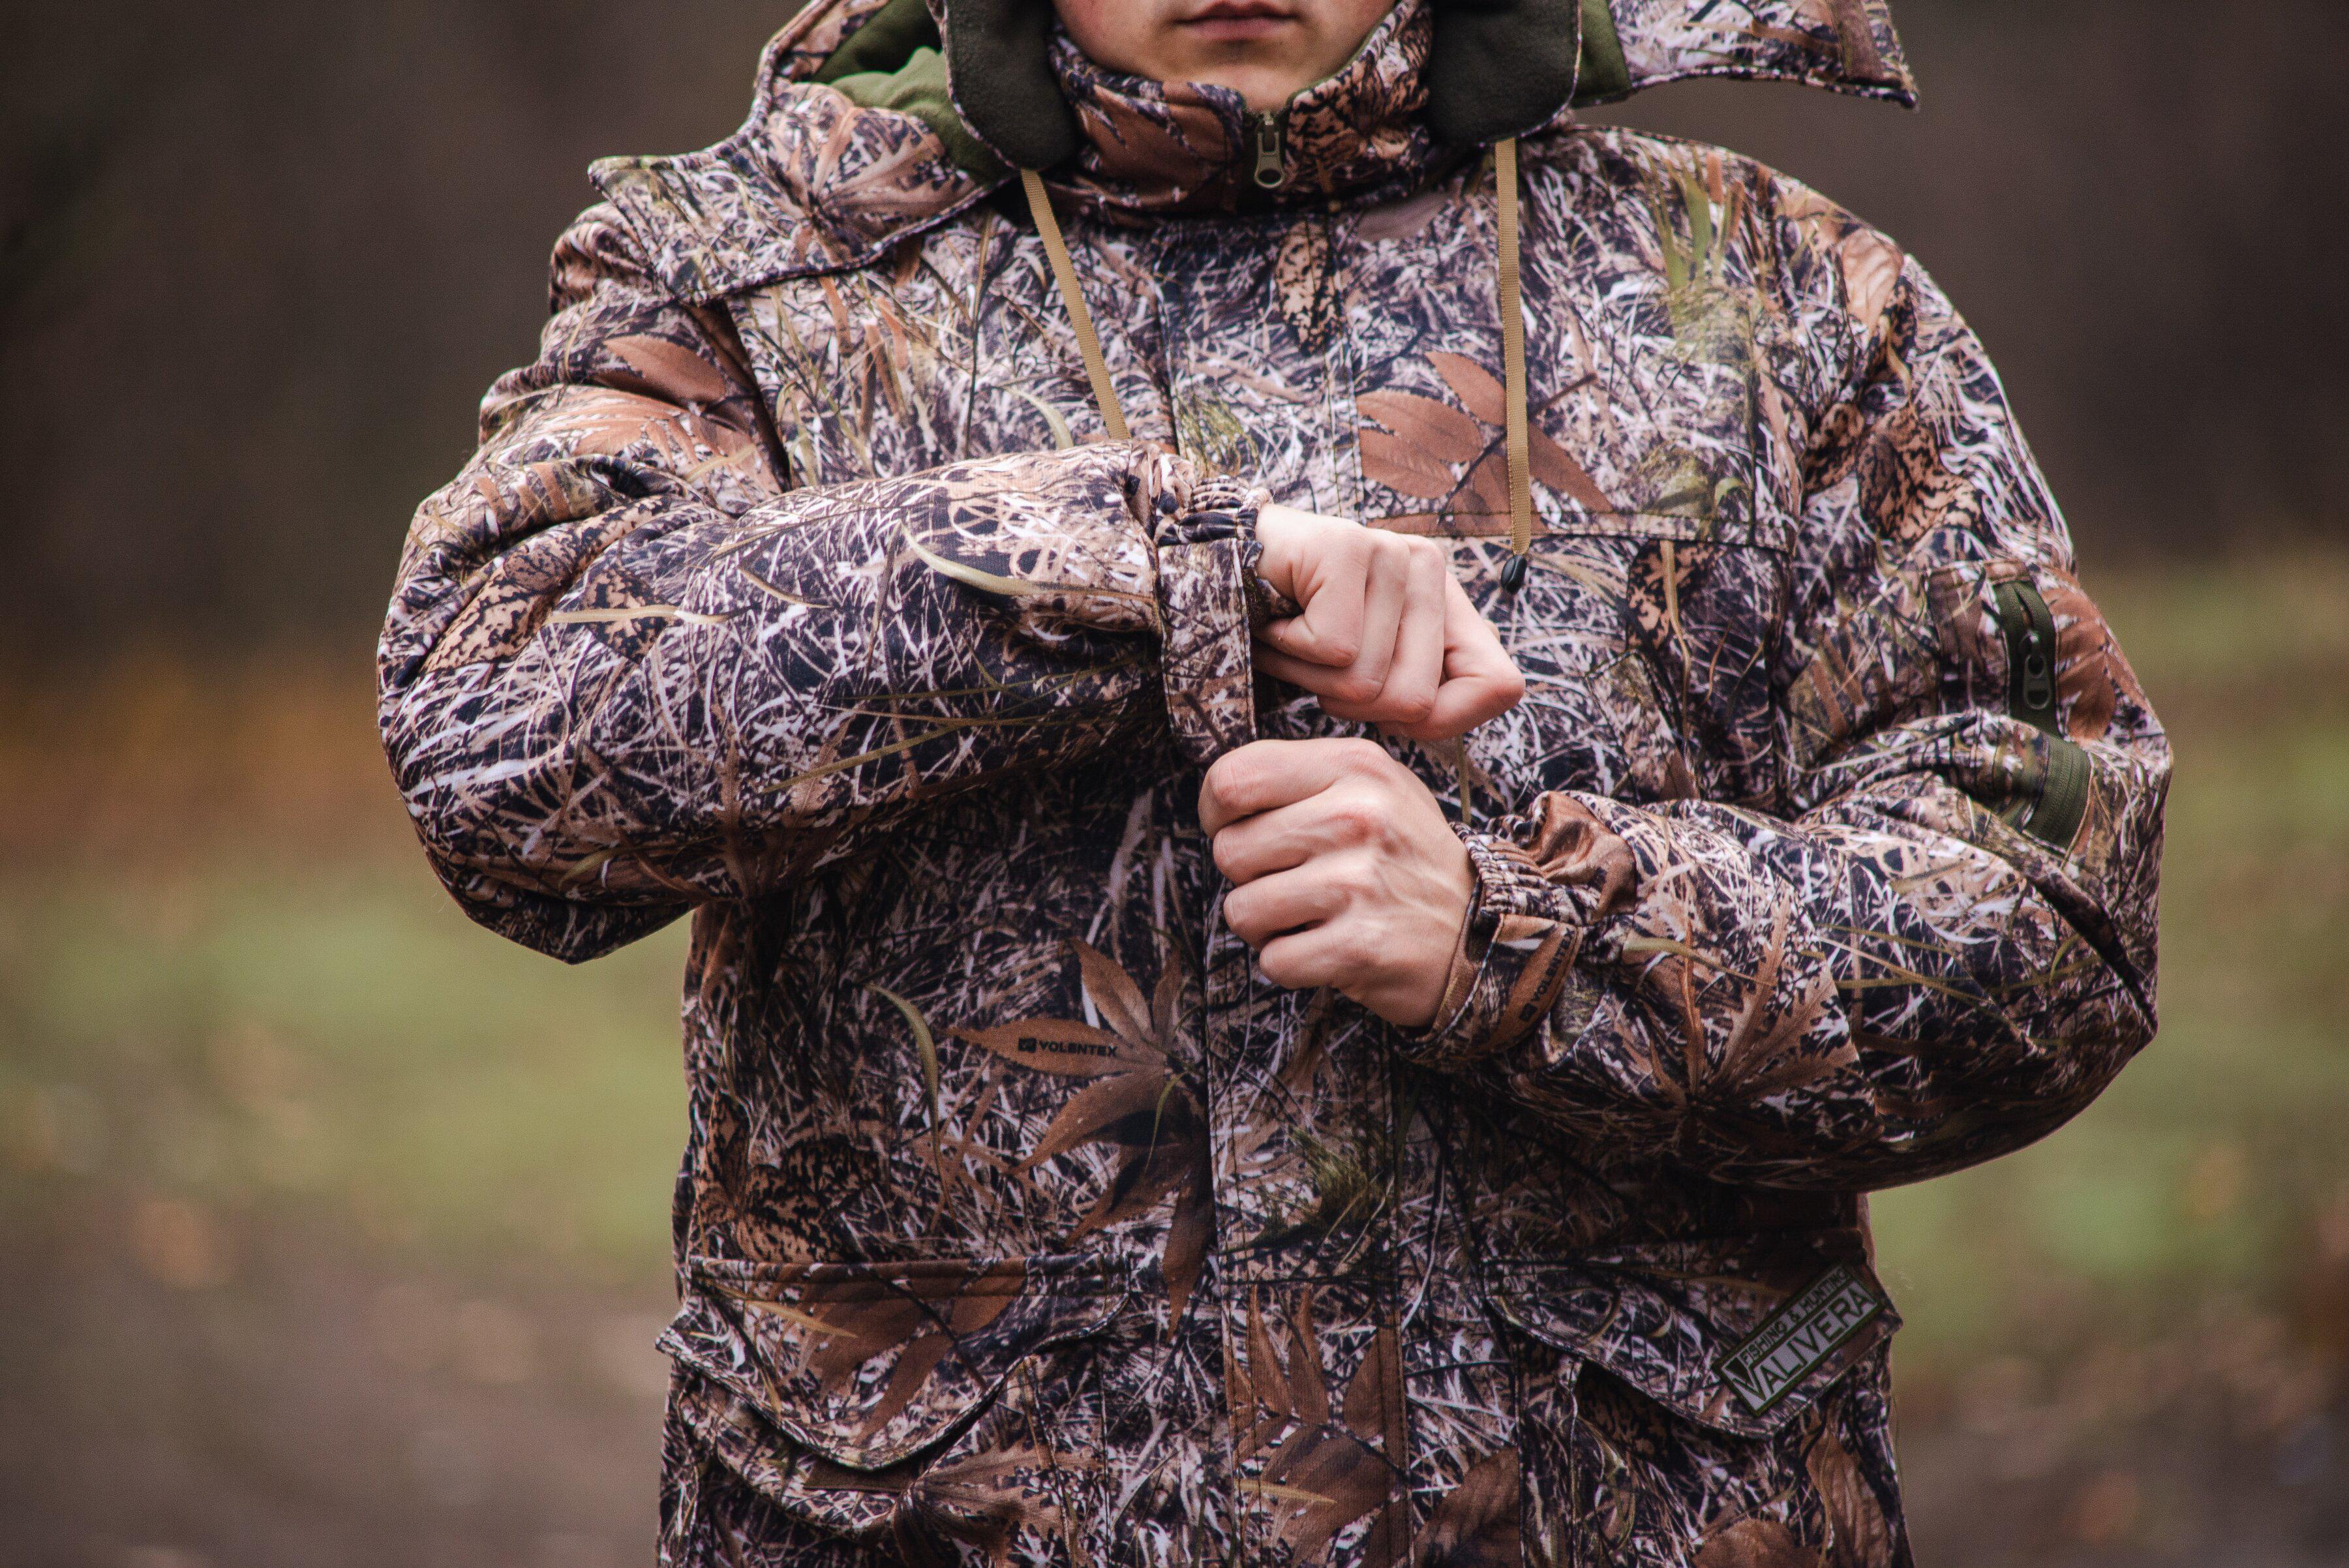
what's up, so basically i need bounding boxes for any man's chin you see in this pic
[1170,60,1310,110]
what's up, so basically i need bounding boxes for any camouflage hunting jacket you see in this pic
[378,1,2170,1565]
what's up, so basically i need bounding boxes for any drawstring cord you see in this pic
[1022,140,1531,588]
[1021,170,1130,442]
[1494,138,1534,591]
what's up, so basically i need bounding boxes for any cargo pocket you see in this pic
[661,1252,1135,1472]
[1481,1234,1898,1440]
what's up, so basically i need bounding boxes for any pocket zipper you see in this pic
[1992,579,2091,851]
[1993,579,2061,734]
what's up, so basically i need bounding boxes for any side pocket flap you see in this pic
[1483,1233,1899,1438]
[661,1253,1132,1471]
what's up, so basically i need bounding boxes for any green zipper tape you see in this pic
[1993,580,2061,735]
[1992,578,2089,851]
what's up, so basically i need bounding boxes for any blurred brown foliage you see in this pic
[2,0,2344,665]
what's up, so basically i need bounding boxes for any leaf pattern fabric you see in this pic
[376,3,2162,1567]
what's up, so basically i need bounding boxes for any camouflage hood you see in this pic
[592,0,1915,288]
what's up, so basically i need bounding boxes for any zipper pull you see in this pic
[1993,580,2063,734]
[1250,111,1286,190]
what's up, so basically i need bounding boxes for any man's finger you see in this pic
[1262,530,1368,668]
[1211,787,1386,883]
[1388,676,1519,742]
[1252,645,1397,708]
[1256,924,1361,995]
[1336,537,1408,701]
[1252,644,1339,693]
[1198,737,1388,837]
[1221,866,1345,946]
[1384,574,1526,741]
[1379,541,1448,725]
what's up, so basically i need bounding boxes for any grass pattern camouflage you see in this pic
[378,1,2166,1563]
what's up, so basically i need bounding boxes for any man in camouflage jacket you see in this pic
[379,0,2170,1563]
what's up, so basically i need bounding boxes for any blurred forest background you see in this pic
[2,1,2346,1564]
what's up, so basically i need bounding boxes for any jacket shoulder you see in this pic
[588,3,1006,310]
[1532,125,1909,347]
[591,87,1005,306]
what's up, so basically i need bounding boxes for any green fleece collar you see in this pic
[824,46,1008,179]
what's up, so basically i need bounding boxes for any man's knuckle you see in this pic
[1223,893,1262,941]
[1327,793,1385,843]
[1335,852,1382,899]
[1330,923,1380,974]
[1213,755,1262,806]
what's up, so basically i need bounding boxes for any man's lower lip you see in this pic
[1179,17,1297,42]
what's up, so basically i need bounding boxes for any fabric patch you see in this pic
[1720,1265,1888,1414]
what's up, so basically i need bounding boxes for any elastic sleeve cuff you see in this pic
[1400,830,1586,1071]
[1152,475,1271,764]
[1399,794,1642,1073]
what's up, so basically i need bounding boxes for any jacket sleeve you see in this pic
[1405,200,2170,1191]
[379,205,1262,962]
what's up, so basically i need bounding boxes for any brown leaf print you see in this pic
[2042,570,2147,742]
[1820,0,1891,83]
[1528,430,1616,514]
[1429,351,1508,427]
[1235,1289,1406,1567]
[960,943,1213,1324]
[1419,352,1616,515]
[864,1445,1099,1568]
[1358,390,1487,466]
[1806,1424,1894,1568]
[606,334,740,406]
[1361,429,1463,501]
[720,1260,1028,1439]
[1412,1449,1522,1568]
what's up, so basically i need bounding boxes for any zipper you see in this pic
[1992,577,2090,851]
[1993,579,2061,735]
[1247,109,1288,192]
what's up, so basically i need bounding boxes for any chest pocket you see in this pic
[1424,513,1793,819]
[1348,324,1793,815]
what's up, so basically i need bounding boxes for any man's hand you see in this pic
[1200,738,1472,1029]
[1253,504,1523,742]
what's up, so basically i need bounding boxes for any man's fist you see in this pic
[1200,738,1472,1029]
[1252,505,1524,742]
